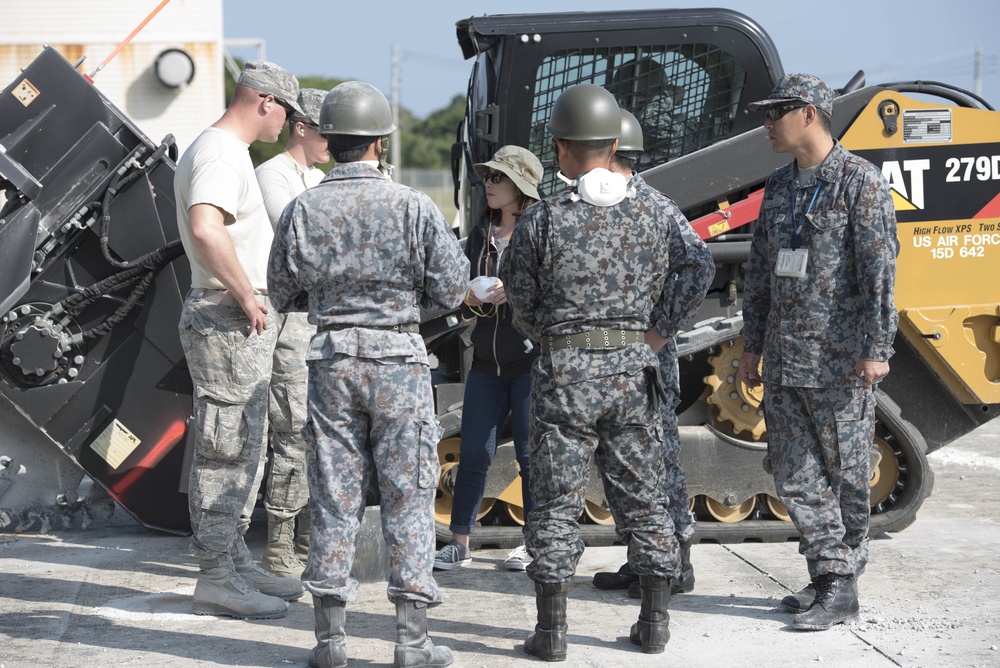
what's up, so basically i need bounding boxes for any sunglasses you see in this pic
[259,93,295,118]
[484,171,507,184]
[764,103,808,122]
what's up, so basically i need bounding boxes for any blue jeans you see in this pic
[449,368,533,535]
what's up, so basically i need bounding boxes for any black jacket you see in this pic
[464,215,539,377]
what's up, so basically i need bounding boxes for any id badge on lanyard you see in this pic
[776,182,823,279]
[776,248,809,277]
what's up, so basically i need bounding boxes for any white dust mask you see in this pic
[557,168,633,207]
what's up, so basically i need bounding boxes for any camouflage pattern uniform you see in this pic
[267,162,468,604]
[742,141,898,579]
[503,179,680,584]
[180,296,276,558]
[265,312,312,524]
[636,173,715,549]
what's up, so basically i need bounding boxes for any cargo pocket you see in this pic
[268,377,307,433]
[194,388,252,463]
[835,388,868,470]
[417,419,444,489]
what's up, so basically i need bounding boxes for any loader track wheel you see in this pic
[704,339,766,440]
[868,390,933,535]
[703,495,757,523]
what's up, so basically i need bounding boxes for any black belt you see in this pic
[318,323,420,334]
[541,329,645,353]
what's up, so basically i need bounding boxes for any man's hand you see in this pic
[238,294,269,336]
[738,351,762,389]
[850,359,889,390]
[644,329,668,353]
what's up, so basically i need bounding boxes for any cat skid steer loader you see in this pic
[438,8,1000,546]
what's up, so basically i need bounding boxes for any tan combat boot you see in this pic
[295,510,311,565]
[231,534,304,601]
[192,553,288,619]
[262,514,304,578]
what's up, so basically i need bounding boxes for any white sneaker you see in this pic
[434,540,471,570]
[504,545,531,571]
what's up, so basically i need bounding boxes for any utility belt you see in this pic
[540,329,644,353]
[318,322,420,334]
[188,288,269,308]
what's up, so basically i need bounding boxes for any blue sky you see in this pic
[223,1,998,117]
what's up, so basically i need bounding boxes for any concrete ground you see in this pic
[2,418,999,668]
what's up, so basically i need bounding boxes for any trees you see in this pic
[399,94,465,169]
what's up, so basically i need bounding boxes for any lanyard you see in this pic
[791,182,823,248]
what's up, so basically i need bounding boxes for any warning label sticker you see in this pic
[903,109,952,144]
[90,420,142,470]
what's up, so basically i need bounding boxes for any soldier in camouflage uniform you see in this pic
[175,60,306,620]
[255,88,330,579]
[267,81,467,668]
[503,85,680,660]
[738,74,898,632]
[593,109,715,599]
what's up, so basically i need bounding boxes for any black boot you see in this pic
[626,547,693,598]
[309,596,347,668]
[781,581,816,613]
[792,574,859,631]
[524,581,569,662]
[592,562,639,590]
[674,541,695,594]
[393,599,452,667]
[629,575,670,653]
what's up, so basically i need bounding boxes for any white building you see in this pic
[0,0,225,152]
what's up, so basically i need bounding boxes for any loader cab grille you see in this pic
[530,44,746,197]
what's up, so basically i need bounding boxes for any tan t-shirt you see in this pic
[174,127,273,292]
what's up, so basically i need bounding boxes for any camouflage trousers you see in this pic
[525,362,678,583]
[178,295,276,559]
[301,354,443,605]
[661,392,696,547]
[265,312,313,521]
[765,384,875,579]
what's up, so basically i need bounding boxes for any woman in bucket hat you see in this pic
[434,145,543,572]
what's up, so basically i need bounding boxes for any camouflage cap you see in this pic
[474,145,543,201]
[237,60,305,117]
[292,88,326,126]
[748,73,833,116]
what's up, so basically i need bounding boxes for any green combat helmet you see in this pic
[546,83,621,141]
[319,81,396,137]
[618,108,644,155]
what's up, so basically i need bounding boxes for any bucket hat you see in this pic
[474,145,543,200]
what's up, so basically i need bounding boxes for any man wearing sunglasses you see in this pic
[738,74,898,631]
[254,88,330,581]
[175,60,306,620]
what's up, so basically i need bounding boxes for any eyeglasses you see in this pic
[484,171,507,184]
[764,103,808,122]
[259,93,295,119]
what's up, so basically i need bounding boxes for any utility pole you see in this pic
[974,46,982,97]
[391,43,402,182]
